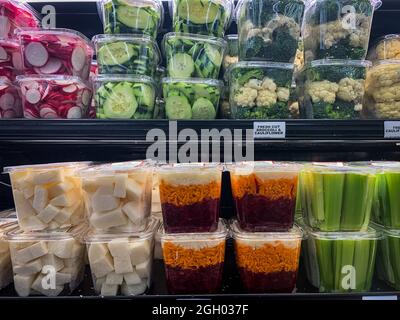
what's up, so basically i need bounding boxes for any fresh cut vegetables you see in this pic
[0,77,22,118]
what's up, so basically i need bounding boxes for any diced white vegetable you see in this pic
[122,201,144,224]
[123,271,141,285]
[13,190,36,220]
[54,201,80,224]
[63,257,81,269]
[129,241,150,266]
[106,272,123,285]
[32,170,63,185]
[37,204,59,224]
[113,257,133,274]
[19,180,34,199]
[83,177,114,190]
[101,283,118,296]
[91,187,119,213]
[14,274,35,297]
[41,254,64,272]
[125,179,143,199]
[55,272,72,286]
[113,174,127,198]
[94,276,106,293]
[121,282,147,296]
[70,243,83,258]
[71,46,86,71]
[0,241,8,254]
[107,238,130,258]
[15,241,48,264]
[24,42,48,67]
[135,259,151,279]
[90,208,128,230]
[50,191,79,207]
[48,221,60,229]
[31,274,64,296]
[13,259,42,275]
[48,239,75,259]
[20,216,47,231]
[90,253,114,278]
[88,243,108,264]
[48,180,75,198]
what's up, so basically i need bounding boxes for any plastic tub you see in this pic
[94,74,156,119]
[299,163,376,232]
[226,61,294,119]
[4,162,90,231]
[229,162,302,232]
[17,75,92,119]
[0,220,17,291]
[162,77,223,120]
[88,61,98,119]
[84,218,158,296]
[368,34,400,62]
[298,60,371,119]
[231,220,302,293]
[0,78,22,118]
[0,39,22,73]
[171,0,233,37]
[16,28,94,80]
[158,163,222,233]
[218,85,231,119]
[5,225,86,297]
[99,0,163,38]
[80,161,153,233]
[0,209,17,221]
[303,0,381,63]
[223,34,238,72]
[160,220,227,294]
[163,33,227,79]
[236,0,305,63]
[93,34,160,77]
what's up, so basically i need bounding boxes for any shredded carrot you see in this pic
[231,174,297,200]
[159,180,221,207]
[163,241,225,269]
[235,241,300,274]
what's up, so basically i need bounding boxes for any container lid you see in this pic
[371,223,400,238]
[228,161,303,175]
[302,162,377,174]
[79,160,152,176]
[230,220,303,240]
[348,161,400,172]
[225,34,238,41]
[371,59,400,67]
[84,218,159,243]
[157,162,223,173]
[4,224,87,241]
[161,77,223,88]
[1,0,41,26]
[94,74,156,86]
[236,0,306,21]
[0,221,18,238]
[16,75,91,88]
[0,209,17,221]
[306,0,381,10]
[3,161,91,174]
[226,61,295,77]
[309,59,372,68]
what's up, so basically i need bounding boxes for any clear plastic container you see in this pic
[301,222,380,293]
[223,34,238,72]
[88,61,98,119]
[218,84,231,119]
[364,60,400,119]
[5,225,86,297]
[94,74,156,119]
[93,34,160,77]
[163,33,227,79]
[99,0,163,39]
[84,218,158,296]
[4,162,90,231]
[16,75,92,119]
[226,61,294,119]
[231,220,302,293]
[298,59,371,119]
[0,208,17,221]
[0,39,22,74]
[158,163,222,233]
[0,220,17,291]
[236,0,305,63]
[299,163,376,232]
[0,77,22,119]
[368,34,400,62]
[80,161,153,233]
[0,0,40,38]
[229,162,302,232]
[162,77,223,120]
[160,220,227,294]
[171,0,233,37]
[15,28,94,80]
[303,0,382,63]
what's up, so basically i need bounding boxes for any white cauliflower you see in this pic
[306,80,339,104]
[261,77,277,91]
[337,77,365,102]
[223,55,239,69]
[233,87,258,107]
[277,87,290,102]
[261,15,300,43]
[367,101,400,118]
[256,89,277,107]
[371,83,400,103]
[245,79,263,90]
[375,38,400,60]
[366,63,400,89]
[289,102,299,118]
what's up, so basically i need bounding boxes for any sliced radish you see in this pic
[2,108,16,118]
[25,88,41,104]
[24,108,38,119]
[81,89,91,106]
[41,85,50,99]
[38,58,63,74]
[71,46,86,71]
[0,92,15,110]
[67,106,82,119]
[39,106,58,119]
[12,52,23,70]
[0,46,8,61]
[63,84,77,93]
[24,42,48,67]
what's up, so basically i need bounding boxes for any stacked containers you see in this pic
[229,162,303,293]
[94,0,162,119]
[0,218,17,291]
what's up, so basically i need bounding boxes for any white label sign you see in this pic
[253,122,286,139]
[384,121,400,138]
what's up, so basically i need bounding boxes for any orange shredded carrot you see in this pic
[235,242,300,274]
[163,242,225,269]
[159,180,221,207]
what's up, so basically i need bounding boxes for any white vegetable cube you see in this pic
[41,254,64,272]
[90,208,128,230]
[19,180,35,199]
[123,271,141,285]
[37,204,59,224]
[15,241,48,264]
[32,274,64,296]
[88,243,108,264]
[13,259,42,275]
[135,259,151,279]
[121,282,147,296]
[108,238,130,258]
[19,216,47,231]
[14,274,35,297]
[0,240,9,254]
[13,190,36,220]
[113,257,133,274]
[48,239,75,259]
[54,202,79,224]
[126,178,144,200]
[91,253,114,278]
[94,276,106,293]
[32,186,48,213]
[55,272,72,286]
[113,174,127,198]
[106,272,123,285]
[48,180,75,198]
[50,191,79,207]
[91,185,119,212]
[122,201,144,224]
[101,283,119,296]
[32,170,63,185]
[129,240,151,266]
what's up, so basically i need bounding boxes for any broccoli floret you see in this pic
[236,69,264,86]
[267,68,294,87]
[307,64,367,83]
[315,37,366,60]
[235,103,290,119]
[241,36,265,60]
[312,100,360,119]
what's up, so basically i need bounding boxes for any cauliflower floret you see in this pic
[233,87,258,107]
[371,83,400,102]
[245,79,263,90]
[376,39,400,60]
[337,77,365,102]
[256,89,277,107]
[277,87,290,102]
[223,55,239,69]
[261,77,277,91]
[306,80,339,104]
[262,15,300,43]
[289,102,299,118]
[366,64,400,88]
[368,101,400,118]
[354,103,363,112]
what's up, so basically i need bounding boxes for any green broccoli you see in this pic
[235,103,290,119]
[307,63,367,83]
[267,68,294,87]
[312,100,360,119]
[236,69,264,86]
[315,37,367,60]
[241,36,265,60]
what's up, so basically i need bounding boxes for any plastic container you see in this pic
[84,218,158,296]
[158,163,222,233]
[0,77,22,118]
[218,85,231,119]
[0,220,17,291]
[80,161,153,233]
[226,61,294,119]
[94,74,156,119]
[162,77,223,120]
[368,34,400,62]
[88,61,98,119]
[93,34,160,77]
[0,0,40,38]
[299,163,376,232]
[223,34,238,72]
[236,0,305,63]
[163,33,227,79]
[0,209,17,221]
[230,162,302,232]
[298,60,371,119]
[231,220,302,293]
[364,60,400,119]
[303,0,382,63]
[5,225,86,297]
[160,220,227,294]
[16,28,94,80]
[17,75,92,119]
[99,0,163,39]
[171,0,233,37]
[301,223,379,293]
[0,39,22,73]
[4,162,90,231]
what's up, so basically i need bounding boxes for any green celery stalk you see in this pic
[353,240,371,291]
[379,237,395,286]
[334,239,355,292]
[388,235,400,289]
[316,238,334,292]
[323,173,344,231]
[372,173,388,225]
[385,172,400,228]
[310,171,325,229]
[304,238,320,288]
[361,175,376,229]
[365,239,377,291]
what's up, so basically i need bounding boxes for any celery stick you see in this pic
[334,239,355,292]
[323,173,344,231]
[316,238,333,292]
[362,175,376,229]
[388,235,400,289]
[353,240,370,291]
[311,171,325,228]
[372,173,387,225]
[365,239,377,291]
[305,238,320,288]
[379,237,395,286]
[385,172,400,228]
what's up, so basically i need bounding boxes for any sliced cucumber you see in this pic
[132,84,155,108]
[116,5,155,30]
[98,42,135,66]
[103,82,138,119]
[165,95,192,120]
[177,0,220,24]
[168,53,195,78]
[193,84,212,100]
[204,43,222,66]
[192,98,216,119]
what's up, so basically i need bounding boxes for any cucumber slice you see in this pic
[193,84,212,100]
[117,6,155,29]
[165,95,192,120]
[204,44,222,66]
[133,84,155,108]
[103,82,138,119]
[177,0,220,24]
[98,42,135,66]
[168,53,195,78]
[192,98,216,119]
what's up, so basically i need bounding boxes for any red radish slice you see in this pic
[2,108,16,118]
[12,52,23,70]
[40,106,58,119]
[41,85,50,99]
[0,92,15,110]
[71,46,86,71]
[0,47,7,61]
[67,106,82,119]
[24,42,48,67]
[63,84,77,93]
[38,57,62,74]
[25,88,41,104]
[81,89,91,106]
[24,108,37,119]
